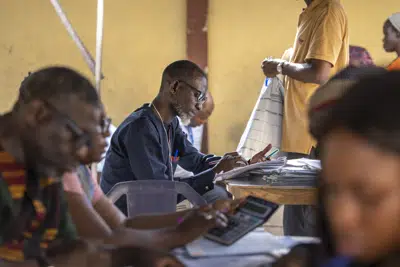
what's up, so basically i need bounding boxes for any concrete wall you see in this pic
[0,0,398,154]
[208,0,399,154]
[0,0,186,123]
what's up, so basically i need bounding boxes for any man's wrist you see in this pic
[212,165,221,174]
[156,228,180,250]
[277,61,288,75]
[87,244,114,267]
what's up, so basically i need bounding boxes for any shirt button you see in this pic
[205,186,209,191]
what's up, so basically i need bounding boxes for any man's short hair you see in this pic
[18,66,99,107]
[161,60,206,82]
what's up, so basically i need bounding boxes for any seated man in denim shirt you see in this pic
[101,60,270,215]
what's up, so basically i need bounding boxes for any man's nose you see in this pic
[195,102,202,111]
[103,129,111,138]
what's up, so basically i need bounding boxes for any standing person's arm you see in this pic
[262,6,347,84]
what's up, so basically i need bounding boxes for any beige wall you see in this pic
[0,0,398,155]
[0,0,186,123]
[208,0,400,155]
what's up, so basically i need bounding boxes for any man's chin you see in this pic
[189,121,200,127]
[383,45,392,52]
[179,115,191,126]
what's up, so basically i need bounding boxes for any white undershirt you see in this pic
[174,118,204,178]
[97,124,117,172]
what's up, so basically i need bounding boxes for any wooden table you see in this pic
[224,177,317,205]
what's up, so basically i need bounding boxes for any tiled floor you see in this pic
[264,206,284,235]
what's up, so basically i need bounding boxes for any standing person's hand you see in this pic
[261,58,285,77]
[248,144,272,164]
[213,152,248,173]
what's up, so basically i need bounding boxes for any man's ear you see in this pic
[24,100,50,127]
[170,80,179,95]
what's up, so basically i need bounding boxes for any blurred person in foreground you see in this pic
[274,68,400,267]
[0,67,185,267]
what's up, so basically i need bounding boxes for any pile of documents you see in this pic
[254,158,321,187]
[214,158,286,182]
[215,158,321,188]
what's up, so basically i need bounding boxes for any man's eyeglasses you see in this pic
[42,100,111,148]
[177,80,207,103]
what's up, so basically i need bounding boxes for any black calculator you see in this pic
[205,195,279,245]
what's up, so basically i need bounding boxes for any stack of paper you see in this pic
[214,158,286,182]
[260,158,321,187]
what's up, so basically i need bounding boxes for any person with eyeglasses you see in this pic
[174,90,214,179]
[0,67,190,267]
[100,60,271,215]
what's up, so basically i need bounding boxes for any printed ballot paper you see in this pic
[237,77,285,160]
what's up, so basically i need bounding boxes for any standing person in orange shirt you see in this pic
[384,13,400,70]
[261,0,349,237]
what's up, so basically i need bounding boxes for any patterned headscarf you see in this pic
[349,45,374,67]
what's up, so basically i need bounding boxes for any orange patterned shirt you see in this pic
[0,150,77,262]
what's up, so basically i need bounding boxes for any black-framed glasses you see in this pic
[42,100,111,148]
[177,80,207,103]
[100,117,112,135]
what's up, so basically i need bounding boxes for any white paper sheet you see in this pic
[185,230,319,258]
[237,78,284,160]
[214,159,286,182]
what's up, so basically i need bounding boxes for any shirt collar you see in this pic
[303,0,338,13]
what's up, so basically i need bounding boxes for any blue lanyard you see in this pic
[186,126,194,144]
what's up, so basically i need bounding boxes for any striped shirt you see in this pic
[0,150,77,262]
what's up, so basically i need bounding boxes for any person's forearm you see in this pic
[93,196,189,249]
[104,227,181,250]
[124,210,190,229]
[46,239,113,267]
[0,260,38,267]
[282,62,328,84]
[48,239,179,267]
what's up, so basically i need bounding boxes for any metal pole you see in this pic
[92,0,104,181]
[50,0,105,181]
[50,0,104,78]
